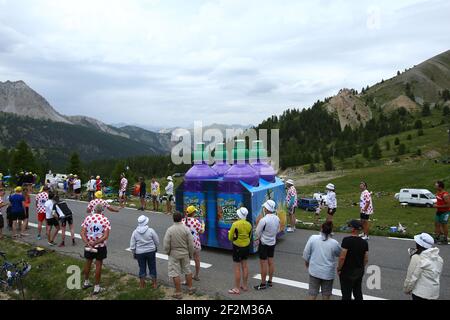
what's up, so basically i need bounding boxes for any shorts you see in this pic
[139,193,146,199]
[84,246,107,261]
[360,213,371,221]
[119,191,126,198]
[167,195,174,202]
[74,188,81,195]
[258,244,276,260]
[168,256,191,278]
[435,212,449,225]
[0,214,4,229]
[151,195,158,201]
[46,218,59,227]
[11,210,25,221]
[37,212,46,222]
[308,275,334,297]
[328,208,337,216]
[232,245,250,263]
[60,215,73,227]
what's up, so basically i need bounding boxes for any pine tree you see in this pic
[67,152,82,176]
[11,141,36,174]
[308,162,317,173]
[362,147,370,159]
[398,144,406,155]
[324,157,334,171]
[394,137,400,146]
[443,106,450,116]
[371,143,382,160]
[422,102,431,117]
[385,140,391,151]
[414,120,423,129]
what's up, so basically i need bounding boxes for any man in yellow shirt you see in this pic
[228,207,252,295]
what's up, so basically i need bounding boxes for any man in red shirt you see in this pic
[434,181,450,245]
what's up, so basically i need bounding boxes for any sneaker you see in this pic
[58,242,65,248]
[254,283,267,291]
[267,281,273,288]
[82,282,93,290]
[72,239,76,246]
[286,227,293,233]
[358,233,365,237]
[361,235,369,241]
[438,237,448,245]
[93,287,105,295]
[37,235,41,240]
[48,241,56,246]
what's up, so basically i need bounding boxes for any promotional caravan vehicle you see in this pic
[394,189,437,207]
[176,140,287,253]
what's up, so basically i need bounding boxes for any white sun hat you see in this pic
[286,179,295,186]
[262,200,276,213]
[236,207,249,220]
[326,183,335,191]
[167,176,173,181]
[414,233,434,249]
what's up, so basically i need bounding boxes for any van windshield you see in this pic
[425,193,435,199]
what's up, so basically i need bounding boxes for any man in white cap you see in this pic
[228,207,252,295]
[254,200,280,290]
[285,179,298,233]
[165,176,174,215]
[404,233,443,300]
[325,183,337,222]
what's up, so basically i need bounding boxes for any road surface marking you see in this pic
[253,274,387,300]
[28,222,82,239]
[125,248,212,269]
[388,237,414,241]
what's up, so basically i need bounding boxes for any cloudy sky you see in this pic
[0,0,449,128]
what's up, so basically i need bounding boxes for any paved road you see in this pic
[12,197,450,300]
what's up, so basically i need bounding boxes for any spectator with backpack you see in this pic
[53,195,76,247]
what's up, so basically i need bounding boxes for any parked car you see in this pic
[298,198,319,211]
[394,189,437,207]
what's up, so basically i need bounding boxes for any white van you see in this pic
[394,189,437,207]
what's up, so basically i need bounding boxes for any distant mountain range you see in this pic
[0,80,252,167]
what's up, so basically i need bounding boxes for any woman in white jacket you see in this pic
[403,233,443,300]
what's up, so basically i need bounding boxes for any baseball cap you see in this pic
[15,186,23,193]
[95,191,103,199]
[186,205,198,215]
[414,233,434,249]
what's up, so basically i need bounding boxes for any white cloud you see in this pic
[0,0,449,127]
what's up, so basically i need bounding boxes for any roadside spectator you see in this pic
[163,211,195,300]
[228,207,252,295]
[303,222,341,300]
[325,183,337,222]
[9,187,27,238]
[81,204,111,295]
[35,186,49,240]
[254,200,280,291]
[359,182,373,240]
[0,188,7,239]
[182,205,205,282]
[138,177,147,211]
[404,233,443,300]
[285,179,298,233]
[119,173,128,208]
[433,181,449,245]
[151,178,160,211]
[95,176,103,192]
[53,195,76,247]
[22,188,31,232]
[87,176,96,201]
[44,192,60,246]
[130,215,159,289]
[165,176,174,214]
[86,191,120,215]
[73,175,82,200]
[67,174,74,197]
[337,220,369,300]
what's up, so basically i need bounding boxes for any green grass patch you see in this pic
[296,160,449,237]
[0,239,164,300]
